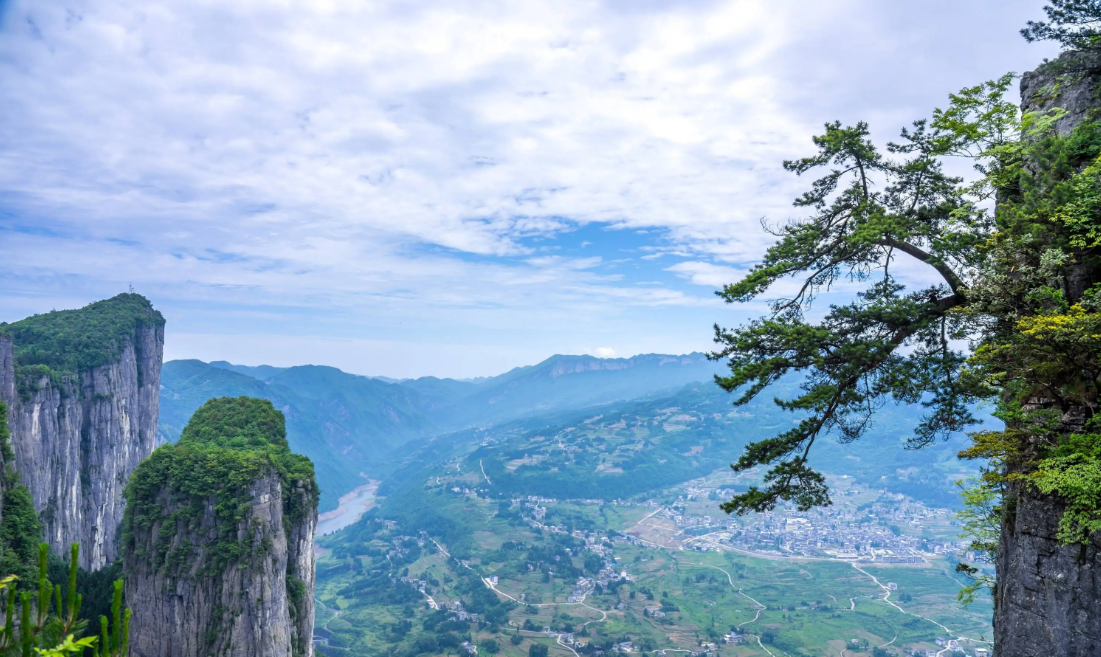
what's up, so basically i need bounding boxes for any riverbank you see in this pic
[315,479,381,536]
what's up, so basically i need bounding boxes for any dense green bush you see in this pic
[122,397,317,575]
[0,293,163,388]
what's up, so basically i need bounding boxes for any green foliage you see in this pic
[1030,432,1101,543]
[479,638,500,654]
[0,294,163,396]
[0,543,129,657]
[529,643,549,657]
[1022,1,1101,52]
[712,54,1101,551]
[0,402,43,589]
[955,477,1000,604]
[122,397,317,576]
[179,395,289,451]
[711,88,998,515]
[45,559,121,632]
[0,402,13,463]
[0,485,43,587]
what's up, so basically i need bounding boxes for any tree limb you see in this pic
[877,237,966,294]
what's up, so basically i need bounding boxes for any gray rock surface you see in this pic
[1020,53,1101,137]
[125,470,316,657]
[995,483,1101,656]
[991,56,1101,657]
[0,323,163,570]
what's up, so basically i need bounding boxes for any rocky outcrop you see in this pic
[995,483,1101,656]
[0,296,164,570]
[123,396,317,657]
[992,56,1101,657]
[125,472,316,657]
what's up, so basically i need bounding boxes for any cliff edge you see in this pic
[0,293,164,570]
[123,396,317,657]
[991,55,1101,657]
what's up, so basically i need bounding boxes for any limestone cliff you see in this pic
[991,56,1101,657]
[0,293,164,570]
[123,396,317,657]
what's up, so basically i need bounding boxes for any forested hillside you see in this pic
[160,354,727,510]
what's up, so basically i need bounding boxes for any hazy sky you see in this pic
[0,0,1060,378]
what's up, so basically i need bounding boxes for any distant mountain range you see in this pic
[159,353,726,509]
[377,377,986,521]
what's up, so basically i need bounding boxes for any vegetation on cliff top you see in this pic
[122,397,316,575]
[0,293,163,391]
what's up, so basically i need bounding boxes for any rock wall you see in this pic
[992,56,1101,657]
[0,323,163,570]
[124,471,316,657]
[286,486,317,656]
[995,482,1101,656]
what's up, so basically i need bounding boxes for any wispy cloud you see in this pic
[666,261,744,288]
[0,0,1058,376]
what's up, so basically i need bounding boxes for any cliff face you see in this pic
[995,483,1101,656]
[992,58,1101,657]
[123,396,317,657]
[125,471,316,657]
[0,296,164,570]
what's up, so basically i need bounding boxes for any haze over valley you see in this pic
[4,1,1100,657]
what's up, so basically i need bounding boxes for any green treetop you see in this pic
[1022,0,1101,53]
[122,397,316,574]
[0,293,163,381]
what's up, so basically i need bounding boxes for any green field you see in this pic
[315,479,992,657]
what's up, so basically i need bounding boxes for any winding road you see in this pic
[683,563,778,657]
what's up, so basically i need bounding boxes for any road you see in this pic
[849,562,991,651]
[683,563,777,657]
[313,597,349,651]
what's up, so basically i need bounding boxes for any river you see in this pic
[314,480,381,536]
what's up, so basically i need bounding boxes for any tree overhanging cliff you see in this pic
[711,6,1101,654]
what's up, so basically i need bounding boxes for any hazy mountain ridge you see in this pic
[161,360,441,510]
[161,352,728,510]
[382,377,983,516]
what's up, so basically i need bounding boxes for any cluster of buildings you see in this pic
[663,487,969,562]
[446,600,481,623]
[397,575,430,594]
[720,632,743,645]
[568,577,595,602]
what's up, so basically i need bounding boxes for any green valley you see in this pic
[314,467,991,657]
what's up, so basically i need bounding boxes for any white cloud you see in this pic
[666,261,745,288]
[592,347,617,358]
[0,0,1061,376]
[0,0,814,261]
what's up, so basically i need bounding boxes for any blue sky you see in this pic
[0,0,1059,378]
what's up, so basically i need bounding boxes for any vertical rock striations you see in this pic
[995,485,1101,655]
[0,293,164,570]
[993,55,1101,657]
[123,396,317,657]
